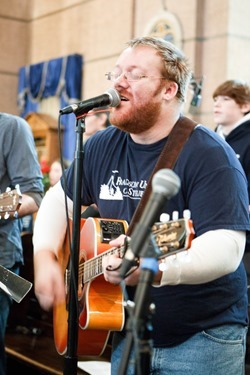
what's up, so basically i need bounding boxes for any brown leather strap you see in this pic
[127,116,197,235]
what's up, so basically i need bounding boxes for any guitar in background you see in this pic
[0,187,32,303]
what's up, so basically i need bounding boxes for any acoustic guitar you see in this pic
[0,187,32,303]
[53,216,195,356]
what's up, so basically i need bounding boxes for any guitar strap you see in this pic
[126,115,197,236]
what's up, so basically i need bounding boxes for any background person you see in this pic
[0,112,44,375]
[83,111,110,143]
[49,159,66,187]
[83,111,110,217]
[33,37,250,374]
[213,79,250,278]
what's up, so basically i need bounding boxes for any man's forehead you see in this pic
[115,46,162,69]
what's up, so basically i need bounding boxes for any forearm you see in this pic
[154,229,246,286]
[33,181,73,257]
[33,182,73,310]
[17,193,40,217]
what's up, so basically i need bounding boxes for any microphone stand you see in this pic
[64,116,85,375]
[118,237,159,375]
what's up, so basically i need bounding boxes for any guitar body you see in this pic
[53,295,109,356]
[53,217,128,356]
[78,217,127,331]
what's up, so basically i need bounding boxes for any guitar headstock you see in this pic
[0,186,22,220]
[152,218,195,259]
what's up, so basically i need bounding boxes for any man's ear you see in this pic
[163,81,179,101]
[241,102,250,115]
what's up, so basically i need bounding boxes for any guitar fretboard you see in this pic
[81,246,125,283]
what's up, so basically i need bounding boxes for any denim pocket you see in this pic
[203,324,248,344]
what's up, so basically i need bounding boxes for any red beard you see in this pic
[110,99,162,134]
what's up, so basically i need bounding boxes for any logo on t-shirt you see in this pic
[99,171,147,201]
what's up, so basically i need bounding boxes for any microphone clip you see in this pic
[189,75,204,109]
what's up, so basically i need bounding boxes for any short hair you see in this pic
[126,36,192,103]
[213,79,250,105]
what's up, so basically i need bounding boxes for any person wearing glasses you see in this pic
[33,37,250,374]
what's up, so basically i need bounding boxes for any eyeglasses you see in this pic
[105,71,166,82]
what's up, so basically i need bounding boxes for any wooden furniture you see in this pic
[25,112,63,164]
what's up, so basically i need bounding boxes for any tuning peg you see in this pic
[183,209,191,219]
[172,211,179,221]
[5,187,11,192]
[15,184,22,195]
[4,212,10,220]
[159,213,170,222]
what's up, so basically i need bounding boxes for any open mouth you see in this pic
[120,95,129,102]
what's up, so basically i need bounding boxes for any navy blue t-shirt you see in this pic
[63,123,250,347]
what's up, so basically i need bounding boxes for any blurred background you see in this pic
[0,0,249,162]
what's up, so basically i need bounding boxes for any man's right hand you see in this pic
[34,249,65,311]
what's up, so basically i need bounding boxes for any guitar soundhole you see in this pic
[99,220,126,243]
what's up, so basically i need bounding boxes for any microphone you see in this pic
[119,168,181,279]
[59,87,121,116]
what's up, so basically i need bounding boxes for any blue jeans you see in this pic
[0,265,19,375]
[111,324,248,375]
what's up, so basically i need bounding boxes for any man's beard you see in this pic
[110,100,162,134]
